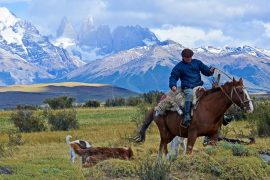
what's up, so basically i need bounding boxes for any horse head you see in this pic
[222,78,254,113]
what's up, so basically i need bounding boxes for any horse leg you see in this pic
[208,132,219,146]
[186,131,197,154]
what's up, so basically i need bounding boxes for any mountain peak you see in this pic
[56,17,77,39]
[81,16,94,33]
[0,7,19,27]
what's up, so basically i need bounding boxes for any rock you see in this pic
[0,166,13,175]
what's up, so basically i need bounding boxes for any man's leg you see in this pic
[223,114,234,126]
[181,88,193,128]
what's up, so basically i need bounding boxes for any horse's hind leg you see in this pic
[156,116,174,157]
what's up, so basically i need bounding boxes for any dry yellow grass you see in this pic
[0,107,269,179]
[0,82,110,92]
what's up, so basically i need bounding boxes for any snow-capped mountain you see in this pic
[0,48,53,85]
[54,17,161,62]
[0,7,84,85]
[62,41,270,93]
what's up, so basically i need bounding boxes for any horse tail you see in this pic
[132,108,155,143]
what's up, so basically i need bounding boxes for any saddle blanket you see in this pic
[154,86,205,115]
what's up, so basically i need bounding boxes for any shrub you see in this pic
[44,96,76,109]
[46,109,79,131]
[205,146,217,155]
[95,159,136,178]
[16,105,38,110]
[126,96,143,106]
[10,110,46,132]
[136,158,171,180]
[131,103,149,128]
[231,144,250,156]
[226,105,246,120]
[247,100,270,137]
[0,144,7,158]
[84,100,100,108]
[105,97,126,107]
[140,90,164,105]
[7,130,23,146]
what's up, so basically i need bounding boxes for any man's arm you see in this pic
[169,65,180,90]
[198,60,215,76]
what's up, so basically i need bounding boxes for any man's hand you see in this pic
[210,67,216,73]
[172,86,177,92]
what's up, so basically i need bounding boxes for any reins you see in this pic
[219,85,252,109]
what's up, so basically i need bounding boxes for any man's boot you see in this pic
[223,114,234,126]
[181,101,192,128]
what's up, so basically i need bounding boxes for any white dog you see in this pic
[167,136,186,160]
[66,135,91,163]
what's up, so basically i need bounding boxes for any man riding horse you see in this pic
[168,48,232,128]
[133,48,254,155]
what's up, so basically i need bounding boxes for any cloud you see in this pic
[1,0,270,49]
[152,26,232,47]
[263,23,270,37]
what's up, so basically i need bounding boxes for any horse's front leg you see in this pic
[208,132,219,146]
[186,130,198,154]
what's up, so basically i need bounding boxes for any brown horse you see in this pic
[133,78,254,155]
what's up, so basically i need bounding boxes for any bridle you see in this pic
[213,68,252,109]
[220,85,252,110]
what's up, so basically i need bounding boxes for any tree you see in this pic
[44,96,76,109]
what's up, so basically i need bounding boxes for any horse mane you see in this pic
[204,86,221,96]
[203,81,233,97]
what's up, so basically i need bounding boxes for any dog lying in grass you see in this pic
[70,143,133,167]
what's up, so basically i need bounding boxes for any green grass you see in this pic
[0,107,270,179]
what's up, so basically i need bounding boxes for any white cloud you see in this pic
[151,26,232,47]
[2,0,270,49]
[263,23,270,38]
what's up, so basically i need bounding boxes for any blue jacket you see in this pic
[169,59,213,89]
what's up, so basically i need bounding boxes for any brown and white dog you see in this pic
[70,143,133,167]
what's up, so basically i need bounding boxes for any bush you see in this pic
[95,159,136,178]
[84,100,100,108]
[131,103,149,128]
[10,110,46,132]
[231,144,250,156]
[44,96,76,109]
[16,105,38,110]
[140,91,164,105]
[7,130,23,146]
[126,96,143,106]
[0,144,7,158]
[226,105,246,120]
[46,109,79,131]
[105,97,126,107]
[136,158,171,180]
[247,100,270,137]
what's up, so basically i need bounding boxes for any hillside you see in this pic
[63,41,270,93]
[0,82,137,108]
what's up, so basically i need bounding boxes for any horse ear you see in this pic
[239,78,243,83]
[233,77,236,82]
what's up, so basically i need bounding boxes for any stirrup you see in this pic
[180,121,190,128]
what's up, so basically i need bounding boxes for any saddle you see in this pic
[154,86,206,116]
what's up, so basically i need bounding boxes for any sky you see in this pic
[1,0,270,49]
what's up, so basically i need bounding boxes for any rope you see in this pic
[214,68,233,80]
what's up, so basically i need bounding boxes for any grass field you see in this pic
[0,107,270,179]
